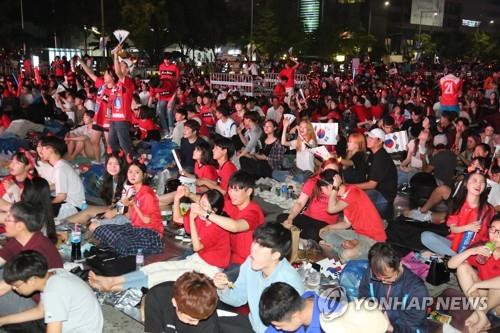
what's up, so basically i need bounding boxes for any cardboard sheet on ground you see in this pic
[312,123,338,145]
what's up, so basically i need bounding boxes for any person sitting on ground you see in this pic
[39,136,86,220]
[319,170,387,261]
[91,160,164,256]
[358,242,429,333]
[277,159,340,242]
[0,250,103,332]
[196,136,237,196]
[397,128,433,187]
[420,171,495,256]
[237,111,263,159]
[340,132,368,185]
[214,223,304,333]
[144,272,221,333]
[447,214,500,332]
[178,119,206,174]
[88,189,230,292]
[171,108,187,146]
[0,202,63,331]
[352,128,397,218]
[259,282,390,333]
[64,110,97,161]
[67,152,127,225]
[215,105,237,139]
[240,119,285,180]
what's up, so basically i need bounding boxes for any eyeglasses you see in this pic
[488,227,500,236]
[370,269,399,284]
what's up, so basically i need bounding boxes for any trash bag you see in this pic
[81,163,104,203]
[148,139,177,173]
[339,259,369,300]
[0,136,23,153]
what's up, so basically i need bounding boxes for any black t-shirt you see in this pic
[343,151,368,184]
[430,149,457,188]
[179,137,205,173]
[402,119,423,139]
[144,282,221,333]
[367,148,397,202]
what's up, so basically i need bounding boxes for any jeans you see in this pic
[397,168,417,186]
[157,100,173,132]
[421,231,456,256]
[109,121,133,156]
[272,169,310,183]
[365,189,389,218]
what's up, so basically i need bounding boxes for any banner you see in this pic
[384,131,409,153]
[410,0,445,27]
[312,122,338,145]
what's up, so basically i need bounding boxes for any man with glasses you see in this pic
[0,202,62,332]
[358,242,428,333]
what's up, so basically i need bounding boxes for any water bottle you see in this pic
[81,200,88,211]
[476,242,496,265]
[70,224,82,262]
[457,231,475,253]
[136,249,144,270]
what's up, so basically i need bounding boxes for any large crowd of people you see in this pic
[0,46,498,333]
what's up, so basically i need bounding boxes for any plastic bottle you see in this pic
[476,242,496,265]
[81,200,88,211]
[136,249,144,270]
[70,224,82,262]
[457,231,475,253]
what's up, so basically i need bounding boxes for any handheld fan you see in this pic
[113,29,130,45]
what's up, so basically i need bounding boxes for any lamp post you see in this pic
[20,0,26,53]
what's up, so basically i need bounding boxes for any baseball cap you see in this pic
[433,134,448,147]
[366,128,385,141]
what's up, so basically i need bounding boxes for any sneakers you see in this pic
[407,208,432,222]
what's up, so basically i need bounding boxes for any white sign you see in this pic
[312,122,338,145]
[410,0,444,27]
[384,131,409,153]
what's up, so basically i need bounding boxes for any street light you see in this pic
[490,20,495,24]
[368,0,390,35]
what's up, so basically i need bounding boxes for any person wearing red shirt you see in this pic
[196,136,237,196]
[132,105,160,141]
[78,57,116,161]
[319,172,386,261]
[278,59,299,104]
[448,217,500,333]
[92,161,164,256]
[88,189,230,293]
[273,76,287,104]
[278,162,341,242]
[199,93,216,137]
[351,95,371,129]
[52,56,65,81]
[109,45,135,161]
[158,52,180,82]
[439,73,462,113]
[0,202,63,320]
[149,76,177,137]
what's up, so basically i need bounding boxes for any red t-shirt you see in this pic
[94,77,112,129]
[195,163,218,193]
[131,185,164,237]
[0,232,63,269]
[273,83,286,103]
[351,104,370,123]
[111,76,135,122]
[224,200,264,264]
[279,67,296,88]
[217,160,237,192]
[439,74,462,106]
[467,253,500,281]
[200,105,216,128]
[137,118,159,140]
[150,79,176,102]
[183,214,231,268]
[370,105,384,120]
[338,185,386,241]
[159,63,180,81]
[301,177,339,225]
[0,176,24,199]
[446,202,494,252]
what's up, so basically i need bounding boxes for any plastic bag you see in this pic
[339,259,369,300]
[81,163,104,203]
[148,140,177,172]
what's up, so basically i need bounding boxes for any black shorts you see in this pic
[92,124,109,132]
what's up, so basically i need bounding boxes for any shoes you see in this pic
[407,208,432,221]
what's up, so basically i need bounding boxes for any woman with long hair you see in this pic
[240,119,285,179]
[0,150,36,213]
[88,189,230,292]
[340,132,368,184]
[273,117,317,183]
[67,152,127,225]
[21,177,57,244]
[421,172,494,256]
[398,128,433,186]
[277,161,340,242]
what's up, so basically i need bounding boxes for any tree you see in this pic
[466,30,497,62]
[415,33,436,56]
[253,4,280,59]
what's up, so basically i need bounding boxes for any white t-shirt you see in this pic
[42,269,103,333]
[290,139,316,172]
[266,107,282,123]
[36,161,54,185]
[407,139,425,169]
[53,159,85,208]
[215,118,237,138]
[487,179,500,208]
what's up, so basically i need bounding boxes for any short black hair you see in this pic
[84,109,95,119]
[368,242,401,276]
[39,136,67,157]
[175,108,188,119]
[184,119,200,134]
[228,170,255,191]
[253,222,291,260]
[382,115,395,126]
[476,143,491,157]
[3,250,48,284]
[259,282,303,326]
[195,141,214,166]
[213,136,235,158]
[10,202,43,232]
[457,117,470,127]
[243,111,260,123]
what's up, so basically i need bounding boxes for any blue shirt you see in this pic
[218,258,304,333]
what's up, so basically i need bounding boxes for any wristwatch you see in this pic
[332,186,340,191]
